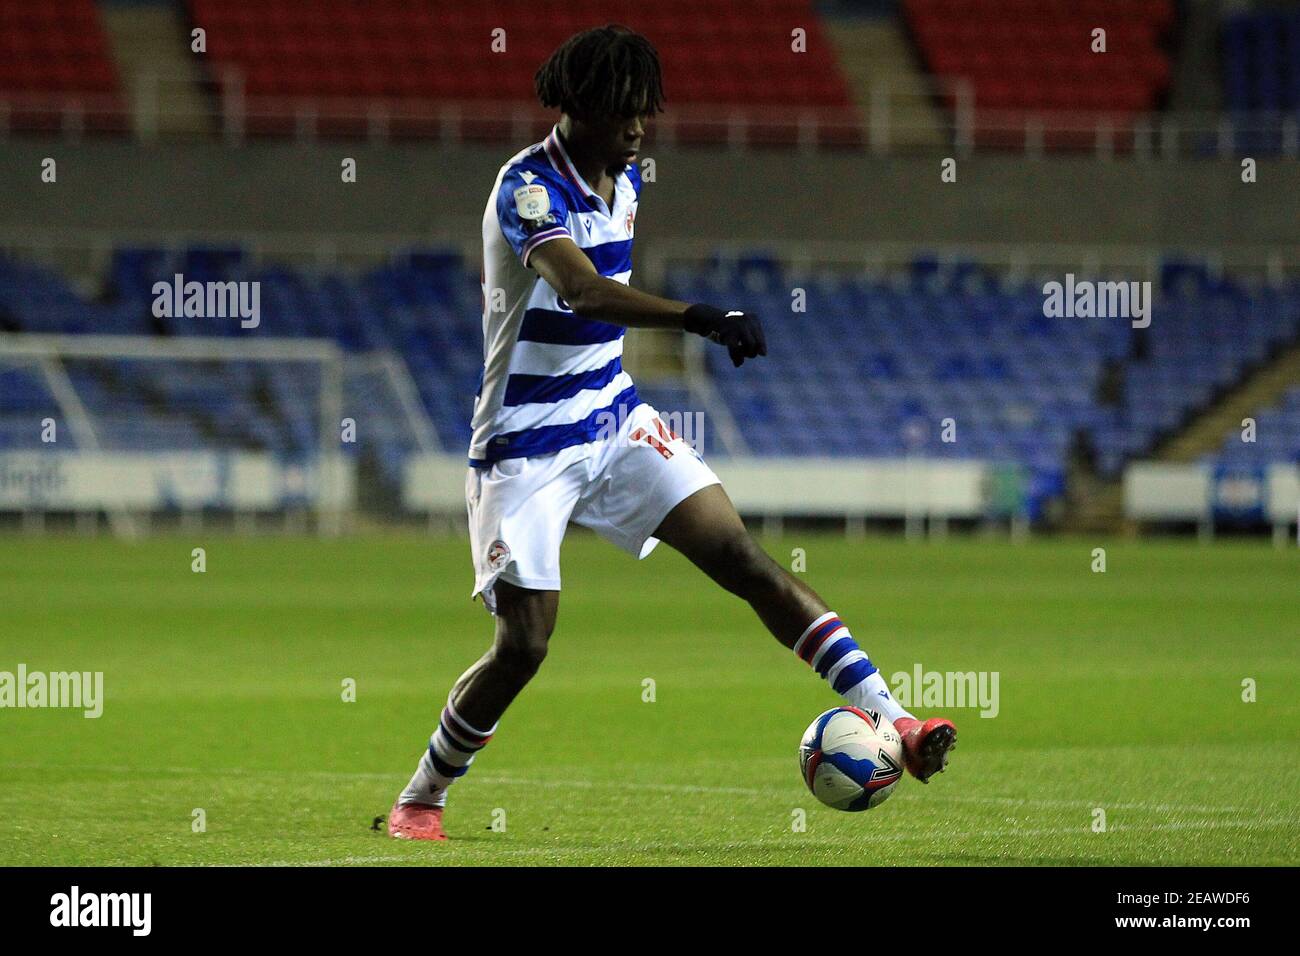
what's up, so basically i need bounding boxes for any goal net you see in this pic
[0,333,437,535]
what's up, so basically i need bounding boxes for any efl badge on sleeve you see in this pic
[513,183,550,222]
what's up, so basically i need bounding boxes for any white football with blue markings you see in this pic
[799,706,904,811]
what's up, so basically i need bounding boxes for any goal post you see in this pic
[0,333,356,536]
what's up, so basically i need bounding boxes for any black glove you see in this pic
[683,304,767,367]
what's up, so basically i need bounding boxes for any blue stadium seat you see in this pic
[2,250,1298,501]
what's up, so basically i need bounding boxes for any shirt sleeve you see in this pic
[496,169,572,268]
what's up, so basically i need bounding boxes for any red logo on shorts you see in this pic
[630,416,679,460]
[487,540,511,570]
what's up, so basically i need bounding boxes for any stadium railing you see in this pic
[8,228,1300,293]
[4,78,1298,160]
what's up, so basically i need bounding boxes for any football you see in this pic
[799,706,905,811]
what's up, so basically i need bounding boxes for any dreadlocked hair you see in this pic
[534,24,665,121]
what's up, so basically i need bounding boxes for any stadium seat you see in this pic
[188,0,854,143]
[2,250,1297,500]
[0,0,126,134]
[904,0,1174,150]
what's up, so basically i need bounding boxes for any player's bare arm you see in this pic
[529,237,767,366]
[528,235,688,328]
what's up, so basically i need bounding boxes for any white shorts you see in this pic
[466,402,720,613]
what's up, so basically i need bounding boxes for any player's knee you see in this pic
[490,585,555,681]
[711,532,779,598]
[492,626,550,681]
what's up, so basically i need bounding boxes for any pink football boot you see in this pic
[387,802,447,841]
[892,716,957,783]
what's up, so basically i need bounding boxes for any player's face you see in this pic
[588,113,648,171]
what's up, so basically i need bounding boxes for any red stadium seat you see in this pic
[186,0,855,143]
[903,0,1174,150]
[0,0,124,134]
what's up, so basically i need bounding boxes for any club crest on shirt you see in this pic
[487,539,511,571]
[625,204,636,237]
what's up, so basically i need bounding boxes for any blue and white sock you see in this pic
[398,695,497,808]
[793,611,914,724]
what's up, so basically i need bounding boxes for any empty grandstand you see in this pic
[0,0,1296,539]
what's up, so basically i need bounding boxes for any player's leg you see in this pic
[389,582,557,840]
[390,451,582,839]
[652,484,956,781]
[652,483,825,648]
[444,581,558,730]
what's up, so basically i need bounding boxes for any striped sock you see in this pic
[398,695,497,808]
[793,611,914,724]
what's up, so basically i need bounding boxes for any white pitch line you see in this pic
[474,775,765,796]
[421,775,1267,816]
[938,794,1252,815]
[474,778,1266,816]
[257,818,1300,867]
[3,763,1280,816]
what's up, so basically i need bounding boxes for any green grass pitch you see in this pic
[1,531,1297,866]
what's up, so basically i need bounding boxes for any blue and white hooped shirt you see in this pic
[469,125,642,466]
